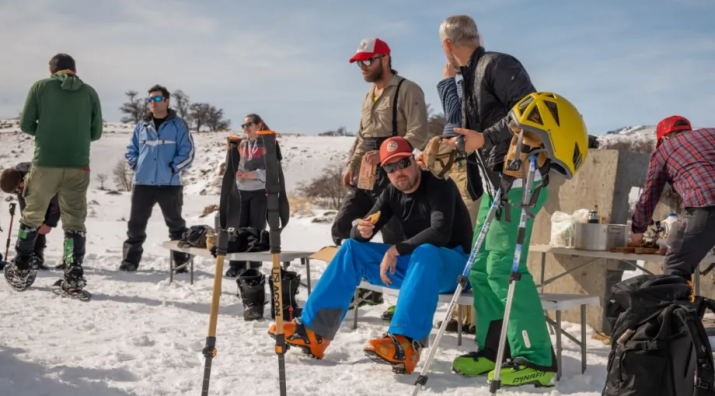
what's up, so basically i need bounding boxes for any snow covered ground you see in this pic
[0,121,645,395]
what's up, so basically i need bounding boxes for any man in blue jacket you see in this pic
[120,85,195,271]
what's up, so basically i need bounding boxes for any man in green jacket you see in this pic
[5,53,102,295]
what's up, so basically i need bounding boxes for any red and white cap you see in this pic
[349,37,391,63]
[656,115,692,147]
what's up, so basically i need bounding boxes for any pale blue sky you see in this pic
[1,0,713,135]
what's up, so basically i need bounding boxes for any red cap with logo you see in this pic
[380,136,413,166]
[349,37,391,63]
[656,115,692,147]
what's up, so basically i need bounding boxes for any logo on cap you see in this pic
[386,141,398,152]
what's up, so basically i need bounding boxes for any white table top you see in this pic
[161,241,315,262]
[530,244,715,264]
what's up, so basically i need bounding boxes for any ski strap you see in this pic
[217,137,243,254]
[674,305,715,394]
[257,131,290,253]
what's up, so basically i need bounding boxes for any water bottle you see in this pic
[662,212,677,236]
[588,206,599,224]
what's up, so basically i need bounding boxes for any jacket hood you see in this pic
[51,71,84,91]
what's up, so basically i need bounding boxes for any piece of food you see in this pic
[367,211,381,225]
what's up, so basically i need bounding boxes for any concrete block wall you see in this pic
[526,149,651,333]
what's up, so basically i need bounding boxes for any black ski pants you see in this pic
[229,189,268,271]
[664,206,715,280]
[122,185,189,267]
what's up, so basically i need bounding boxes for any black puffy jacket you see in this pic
[459,47,537,198]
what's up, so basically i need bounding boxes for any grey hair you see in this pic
[439,15,484,47]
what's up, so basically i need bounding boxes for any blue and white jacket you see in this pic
[126,109,195,186]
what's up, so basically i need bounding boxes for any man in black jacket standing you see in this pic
[439,15,558,387]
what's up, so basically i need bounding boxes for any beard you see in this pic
[362,62,384,83]
[393,174,416,192]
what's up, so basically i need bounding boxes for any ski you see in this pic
[51,279,91,301]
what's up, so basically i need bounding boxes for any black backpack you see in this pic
[603,274,715,396]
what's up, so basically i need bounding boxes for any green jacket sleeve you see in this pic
[90,88,103,142]
[19,83,39,135]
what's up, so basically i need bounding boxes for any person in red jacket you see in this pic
[631,116,715,283]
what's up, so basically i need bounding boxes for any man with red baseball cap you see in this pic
[332,37,430,311]
[631,117,715,283]
[269,136,473,374]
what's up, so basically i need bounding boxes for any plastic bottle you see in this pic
[588,205,599,224]
[662,212,677,236]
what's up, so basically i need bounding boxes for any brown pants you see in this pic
[20,166,90,232]
[448,161,480,325]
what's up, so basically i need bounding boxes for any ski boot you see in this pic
[172,250,190,274]
[237,268,266,321]
[4,223,39,291]
[32,234,50,270]
[269,268,302,321]
[380,305,395,322]
[52,230,90,301]
[487,362,555,388]
[452,351,497,376]
[364,333,422,374]
[268,318,330,359]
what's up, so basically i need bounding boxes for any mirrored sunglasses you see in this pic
[147,96,165,103]
[356,55,384,68]
[383,157,412,173]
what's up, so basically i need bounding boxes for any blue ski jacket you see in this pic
[126,109,195,186]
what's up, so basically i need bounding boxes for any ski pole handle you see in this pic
[9,202,16,217]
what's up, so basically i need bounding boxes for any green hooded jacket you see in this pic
[19,72,103,168]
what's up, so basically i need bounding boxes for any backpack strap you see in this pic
[674,307,715,394]
[392,78,406,137]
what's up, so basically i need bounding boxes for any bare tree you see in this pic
[189,103,210,131]
[172,89,191,122]
[113,160,133,192]
[120,91,147,124]
[205,105,231,131]
[96,173,108,190]
[296,163,346,210]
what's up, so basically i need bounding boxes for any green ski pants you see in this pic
[469,182,553,368]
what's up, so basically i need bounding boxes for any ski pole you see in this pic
[259,130,289,396]
[201,137,241,396]
[489,154,538,395]
[4,203,16,260]
[410,189,502,396]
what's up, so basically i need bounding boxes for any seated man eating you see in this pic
[268,136,473,374]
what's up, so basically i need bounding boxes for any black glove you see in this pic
[170,163,175,174]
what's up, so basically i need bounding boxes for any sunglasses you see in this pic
[147,96,165,103]
[356,55,384,68]
[383,157,412,173]
[241,121,255,129]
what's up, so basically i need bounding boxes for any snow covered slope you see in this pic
[0,121,630,395]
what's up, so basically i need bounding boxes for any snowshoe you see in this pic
[3,259,37,291]
[380,305,395,322]
[364,333,422,374]
[237,268,266,321]
[268,318,330,359]
[487,362,555,388]
[51,279,91,301]
[349,289,385,310]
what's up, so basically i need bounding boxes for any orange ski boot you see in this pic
[268,318,330,359]
[364,333,422,374]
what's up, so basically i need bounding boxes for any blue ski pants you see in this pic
[301,239,469,343]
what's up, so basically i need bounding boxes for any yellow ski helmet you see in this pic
[506,92,589,180]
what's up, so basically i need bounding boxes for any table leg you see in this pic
[581,304,586,374]
[540,252,546,294]
[353,289,359,330]
[695,263,701,296]
[457,307,463,347]
[190,256,194,285]
[305,258,312,295]
[169,250,174,284]
[556,310,562,381]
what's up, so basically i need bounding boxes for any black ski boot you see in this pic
[31,234,49,270]
[52,230,90,301]
[4,223,39,291]
[269,268,302,321]
[237,268,266,321]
